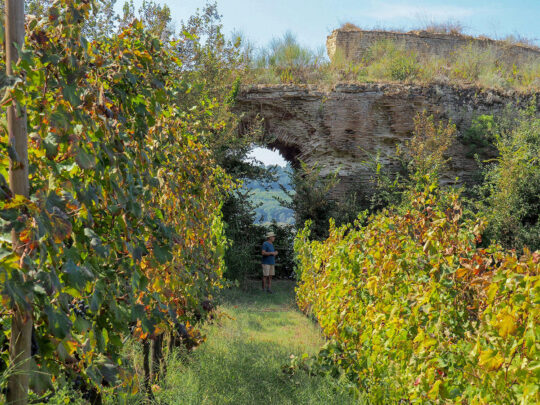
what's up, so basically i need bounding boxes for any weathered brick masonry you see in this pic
[237,83,539,199]
[326,28,540,62]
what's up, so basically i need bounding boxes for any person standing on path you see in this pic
[261,232,278,293]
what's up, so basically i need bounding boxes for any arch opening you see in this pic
[244,146,295,225]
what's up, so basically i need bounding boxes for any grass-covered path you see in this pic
[153,280,355,404]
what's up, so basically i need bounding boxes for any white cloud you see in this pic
[247,147,288,167]
[362,2,476,21]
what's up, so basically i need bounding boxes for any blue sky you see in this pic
[117,0,540,165]
[119,0,540,50]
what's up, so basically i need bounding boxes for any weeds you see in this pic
[503,33,539,48]
[339,22,363,31]
[419,19,465,35]
[251,32,326,84]
[247,32,540,92]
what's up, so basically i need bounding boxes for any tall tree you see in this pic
[119,0,174,42]
[1,0,118,40]
[82,0,118,40]
[5,1,31,403]
[25,0,52,17]
[175,3,256,170]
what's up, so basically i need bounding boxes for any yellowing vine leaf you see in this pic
[478,349,504,371]
[496,310,517,338]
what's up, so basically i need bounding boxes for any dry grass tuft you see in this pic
[340,22,362,31]
[419,20,465,35]
[503,34,540,50]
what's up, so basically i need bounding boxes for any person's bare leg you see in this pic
[268,275,272,291]
[262,276,268,291]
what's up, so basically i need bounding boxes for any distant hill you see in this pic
[244,165,295,224]
[244,164,293,191]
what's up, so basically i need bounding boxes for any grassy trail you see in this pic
[154,280,356,404]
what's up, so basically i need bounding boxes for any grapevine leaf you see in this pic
[44,306,72,339]
[62,84,80,107]
[43,133,59,158]
[63,259,94,289]
[73,316,91,333]
[153,243,172,264]
[497,311,517,338]
[76,148,97,170]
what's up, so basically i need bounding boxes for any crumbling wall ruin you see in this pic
[326,28,540,63]
[236,83,539,199]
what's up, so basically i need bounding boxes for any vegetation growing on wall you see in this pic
[247,33,540,92]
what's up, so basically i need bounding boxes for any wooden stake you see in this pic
[5,1,31,404]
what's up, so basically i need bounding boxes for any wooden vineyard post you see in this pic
[142,339,154,399]
[5,0,31,404]
[151,333,164,380]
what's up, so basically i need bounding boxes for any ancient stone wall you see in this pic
[326,28,540,63]
[236,83,539,200]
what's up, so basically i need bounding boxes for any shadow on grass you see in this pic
[219,279,298,309]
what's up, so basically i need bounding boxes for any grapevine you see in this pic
[0,0,230,399]
[295,185,539,403]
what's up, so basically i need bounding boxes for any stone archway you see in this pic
[235,83,539,200]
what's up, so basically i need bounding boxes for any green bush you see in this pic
[479,108,540,251]
[222,190,266,283]
[390,54,421,81]
[251,32,325,84]
[277,163,339,240]
[461,114,498,159]
[463,114,497,148]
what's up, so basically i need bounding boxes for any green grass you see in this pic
[152,280,358,404]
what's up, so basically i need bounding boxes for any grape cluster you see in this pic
[176,323,189,340]
[73,376,84,390]
[31,328,39,356]
[69,300,89,318]
[73,376,101,403]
